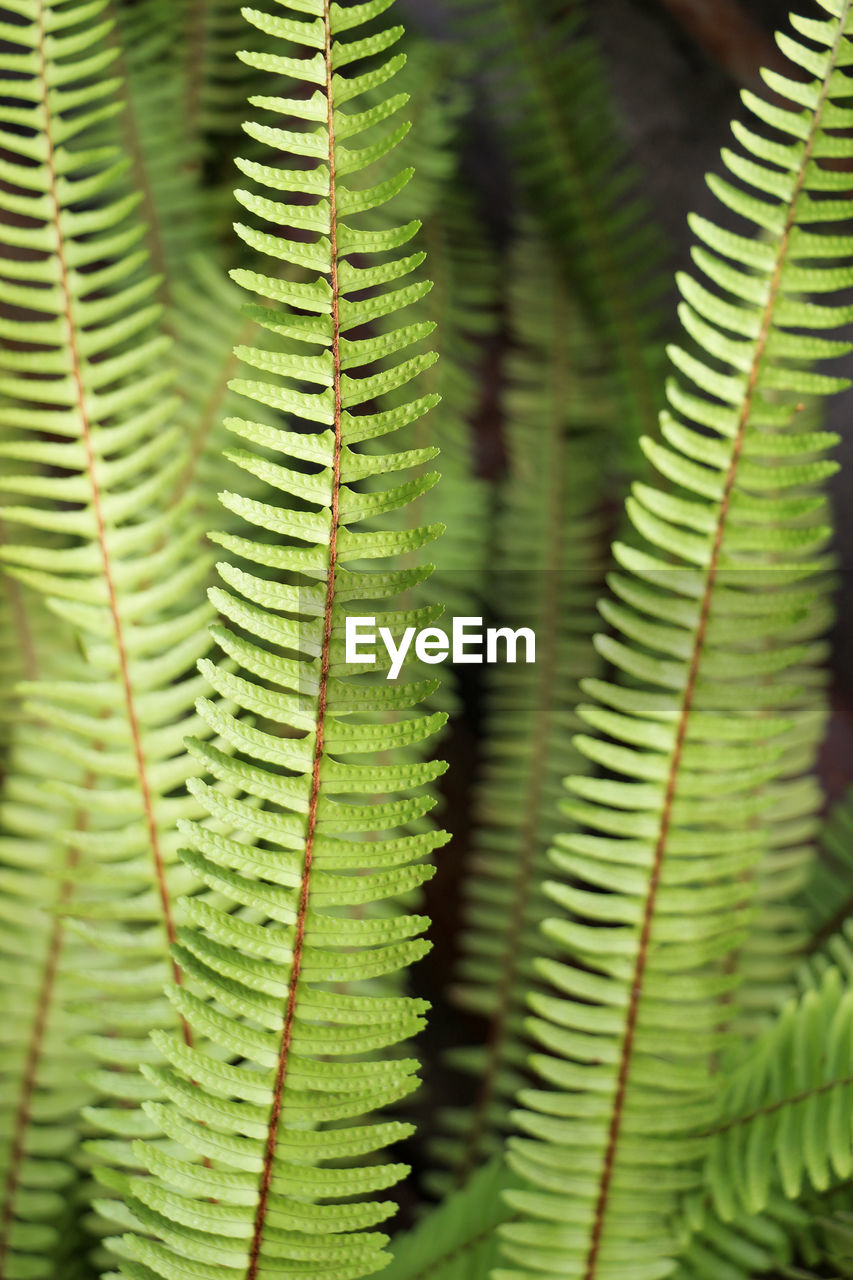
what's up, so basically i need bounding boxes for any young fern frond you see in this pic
[499,7,853,1279]
[671,1195,810,1280]
[383,1158,516,1280]
[0,710,96,1279]
[112,4,447,1279]
[0,0,218,1210]
[453,0,664,457]
[436,230,606,1181]
[703,961,853,1221]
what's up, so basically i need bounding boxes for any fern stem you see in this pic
[33,0,186,1011]
[704,1069,853,1140]
[582,15,850,1274]
[245,5,343,1272]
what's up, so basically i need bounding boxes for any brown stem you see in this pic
[245,4,342,1273]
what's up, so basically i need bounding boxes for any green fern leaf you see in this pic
[114,3,446,1278]
[704,962,853,1220]
[0,595,102,1278]
[0,0,221,1241]
[435,228,607,1182]
[500,7,853,1278]
[671,1195,810,1280]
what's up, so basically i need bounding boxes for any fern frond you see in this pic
[383,1159,516,1280]
[0,713,98,1278]
[434,229,606,1181]
[0,584,105,1277]
[113,3,447,1278]
[0,0,219,1202]
[671,1195,810,1280]
[499,7,853,1278]
[704,962,853,1221]
[453,0,665,455]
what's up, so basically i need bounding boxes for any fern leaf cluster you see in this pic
[438,230,606,1179]
[2,1,853,1278]
[109,5,448,1277]
[0,0,219,1251]
[499,6,853,1277]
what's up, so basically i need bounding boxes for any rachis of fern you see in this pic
[500,5,853,1278]
[112,3,449,1279]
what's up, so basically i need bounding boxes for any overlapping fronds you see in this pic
[499,6,853,1278]
[0,584,103,1278]
[384,1159,515,1280]
[111,0,209,297]
[435,230,606,1180]
[111,3,447,1278]
[169,256,276,520]
[0,0,218,1218]
[704,963,853,1220]
[0,701,98,1279]
[670,1195,811,1280]
[451,0,665,457]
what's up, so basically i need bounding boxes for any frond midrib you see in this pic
[31,0,187,1012]
[582,10,853,1275]
[244,4,343,1271]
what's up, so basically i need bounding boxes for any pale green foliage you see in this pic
[436,230,607,1180]
[0,0,220,1262]
[500,6,853,1278]
[0,597,100,1280]
[110,4,447,1279]
[1,2,853,1279]
[169,256,277,521]
[671,1195,811,1280]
